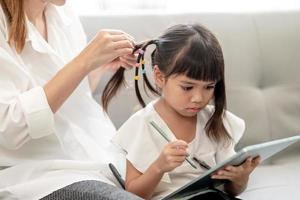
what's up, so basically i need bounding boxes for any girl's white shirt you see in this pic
[0,3,124,200]
[112,101,245,200]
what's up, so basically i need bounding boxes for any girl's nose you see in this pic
[191,90,203,103]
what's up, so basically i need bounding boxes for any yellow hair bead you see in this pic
[134,75,139,80]
[141,59,145,65]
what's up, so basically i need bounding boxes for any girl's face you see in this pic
[155,67,216,117]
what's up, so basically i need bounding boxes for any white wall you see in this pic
[69,0,300,15]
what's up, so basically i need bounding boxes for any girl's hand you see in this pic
[153,140,189,173]
[211,156,261,186]
[78,29,135,72]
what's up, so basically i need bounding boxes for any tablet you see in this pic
[162,135,300,200]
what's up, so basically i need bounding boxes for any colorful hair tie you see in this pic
[138,49,145,55]
[134,75,139,80]
[141,69,146,74]
[141,59,145,65]
[135,63,140,68]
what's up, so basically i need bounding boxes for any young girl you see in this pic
[102,24,260,200]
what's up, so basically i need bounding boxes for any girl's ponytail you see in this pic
[101,67,126,112]
[134,39,160,107]
[101,39,160,112]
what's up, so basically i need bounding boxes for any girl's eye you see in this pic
[206,85,215,90]
[181,86,193,91]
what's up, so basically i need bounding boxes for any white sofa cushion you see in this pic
[240,164,300,200]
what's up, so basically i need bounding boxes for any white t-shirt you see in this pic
[0,3,124,200]
[112,101,245,200]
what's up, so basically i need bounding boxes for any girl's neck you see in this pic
[155,99,192,121]
[154,99,197,143]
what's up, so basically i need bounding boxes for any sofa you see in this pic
[80,11,300,199]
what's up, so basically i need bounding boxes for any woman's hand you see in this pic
[44,29,135,113]
[101,53,137,72]
[212,156,260,195]
[78,29,135,73]
[87,52,137,92]
[153,140,189,173]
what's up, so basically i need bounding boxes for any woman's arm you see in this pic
[0,48,48,149]
[0,30,133,149]
[44,30,134,113]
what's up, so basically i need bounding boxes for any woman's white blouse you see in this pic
[0,3,121,200]
[112,101,245,200]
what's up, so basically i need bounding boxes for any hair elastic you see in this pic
[138,49,145,55]
[134,75,139,80]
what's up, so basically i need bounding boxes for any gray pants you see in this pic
[40,180,142,200]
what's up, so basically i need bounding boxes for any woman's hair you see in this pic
[102,24,231,143]
[0,0,26,53]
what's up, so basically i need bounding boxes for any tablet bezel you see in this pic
[163,135,300,200]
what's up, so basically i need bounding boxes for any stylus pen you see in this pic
[192,157,211,170]
[108,163,125,189]
[149,120,198,169]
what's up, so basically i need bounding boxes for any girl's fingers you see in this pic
[217,170,236,177]
[211,174,234,181]
[172,155,187,163]
[164,140,189,157]
[212,169,238,181]
[171,140,188,148]
[224,165,238,172]
[252,156,261,166]
[239,157,254,169]
[243,157,260,171]
[168,148,188,156]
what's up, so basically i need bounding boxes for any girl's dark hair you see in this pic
[102,24,231,144]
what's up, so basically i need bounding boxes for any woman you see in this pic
[0,0,141,199]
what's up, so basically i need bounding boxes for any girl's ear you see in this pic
[153,65,165,89]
